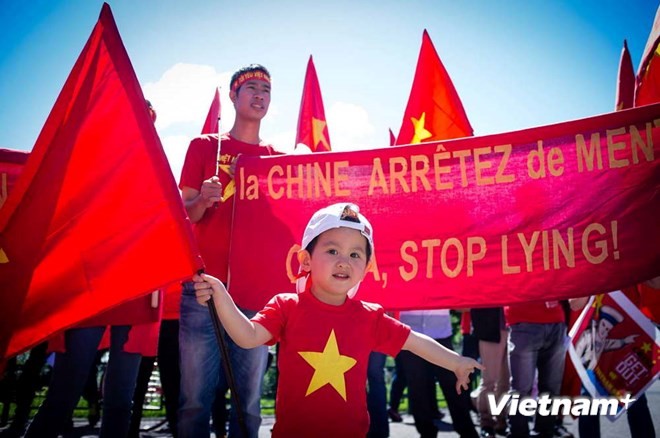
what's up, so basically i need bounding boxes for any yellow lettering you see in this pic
[268,165,284,199]
[368,158,388,195]
[473,146,494,186]
[582,223,608,264]
[333,161,350,196]
[494,144,514,184]
[410,154,432,192]
[576,133,603,172]
[422,239,441,278]
[399,241,418,281]
[606,127,629,168]
[389,157,410,194]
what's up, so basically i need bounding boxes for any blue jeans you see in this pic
[367,352,389,438]
[25,325,141,438]
[178,287,268,438]
[507,322,566,438]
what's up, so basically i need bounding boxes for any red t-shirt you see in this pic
[505,300,566,325]
[252,292,411,438]
[179,133,279,285]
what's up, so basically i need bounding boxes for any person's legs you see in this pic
[461,332,480,392]
[493,330,510,432]
[533,322,566,438]
[178,289,220,438]
[507,323,542,438]
[627,393,655,438]
[157,319,180,436]
[435,337,478,438]
[8,342,48,434]
[388,353,406,421]
[367,352,389,438]
[81,350,105,428]
[25,327,104,438]
[100,325,142,438]
[128,355,156,438]
[225,308,268,438]
[400,350,439,438]
[474,337,504,432]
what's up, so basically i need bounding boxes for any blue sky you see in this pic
[1,0,658,180]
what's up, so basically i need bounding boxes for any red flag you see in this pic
[635,5,660,106]
[295,55,331,152]
[616,40,635,110]
[0,3,203,361]
[395,30,473,146]
[0,149,29,210]
[388,128,396,147]
[201,87,221,134]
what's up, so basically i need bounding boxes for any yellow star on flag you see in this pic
[298,329,357,401]
[311,117,330,151]
[592,295,604,311]
[410,112,432,144]
[641,342,652,354]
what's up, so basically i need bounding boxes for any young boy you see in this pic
[194,202,483,437]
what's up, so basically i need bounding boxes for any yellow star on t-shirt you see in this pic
[298,329,357,401]
[410,112,432,144]
[217,163,236,201]
[311,117,331,151]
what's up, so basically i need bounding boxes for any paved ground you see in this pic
[3,380,658,437]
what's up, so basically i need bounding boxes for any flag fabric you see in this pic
[568,292,659,419]
[389,128,396,147]
[201,87,221,135]
[0,149,29,211]
[295,55,331,152]
[616,40,635,111]
[0,3,203,361]
[228,103,660,310]
[635,5,660,106]
[395,29,473,146]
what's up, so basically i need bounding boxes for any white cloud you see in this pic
[143,63,234,131]
[160,134,190,185]
[326,102,377,151]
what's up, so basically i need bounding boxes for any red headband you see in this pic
[231,70,271,92]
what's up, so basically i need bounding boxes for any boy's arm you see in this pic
[181,176,222,223]
[402,330,483,394]
[194,273,272,348]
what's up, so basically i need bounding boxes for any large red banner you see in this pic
[229,104,660,311]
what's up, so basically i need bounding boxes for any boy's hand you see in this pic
[193,272,226,306]
[200,176,223,207]
[454,356,485,394]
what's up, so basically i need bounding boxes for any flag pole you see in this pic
[206,86,249,438]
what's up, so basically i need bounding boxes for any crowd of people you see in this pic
[0,62,657,438]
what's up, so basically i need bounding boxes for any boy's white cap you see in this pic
[297,203,374,297]
[301,203,374,255]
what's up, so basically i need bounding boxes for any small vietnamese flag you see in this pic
[201,87,221,134]
[395,29,473,146]
[0,3,203,361]
[616,40,635,111]
[635,5,660,106]
[295,55,331,152]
